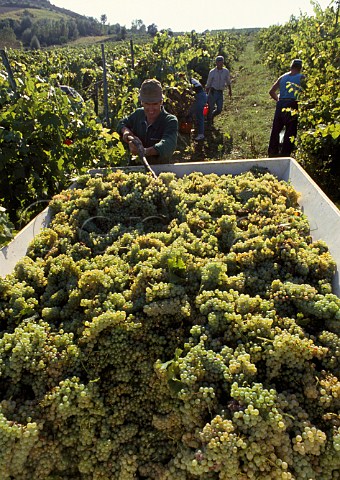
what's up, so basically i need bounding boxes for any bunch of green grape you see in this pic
[0,168,338,479]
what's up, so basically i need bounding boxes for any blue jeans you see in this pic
[189,91,207,135]
[207,89,223,123]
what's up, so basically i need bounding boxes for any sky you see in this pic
[51,0,334,32]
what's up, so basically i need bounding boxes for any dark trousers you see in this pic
[268,100,298,157]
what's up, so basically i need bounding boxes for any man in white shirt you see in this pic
[206,55,232,126]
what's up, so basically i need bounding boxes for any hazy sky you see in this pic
[52,0,333,32]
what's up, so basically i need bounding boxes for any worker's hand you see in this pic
[127,136,139,155]
[122,130,133,142]
[121,130,144,156]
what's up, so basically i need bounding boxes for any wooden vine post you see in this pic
[130,39,135,69]
[101,43,110,127]
[0,49,17,92]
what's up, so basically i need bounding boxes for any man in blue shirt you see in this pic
[268,59,305,157]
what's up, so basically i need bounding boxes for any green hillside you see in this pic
[0,7,70,24]
[0,0,85,20]
[0,0,106,48]
[0,0,86,22]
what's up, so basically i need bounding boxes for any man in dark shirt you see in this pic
[117,79,178,164]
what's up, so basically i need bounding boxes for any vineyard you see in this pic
[256,2,340,201]
[0,29,245,242]
[0,2,340,479]
[1,3,340,240]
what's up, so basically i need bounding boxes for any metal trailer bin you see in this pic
[1,157,340,296]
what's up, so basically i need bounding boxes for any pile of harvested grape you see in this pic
[0,168,339,479]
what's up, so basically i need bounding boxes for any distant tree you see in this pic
[19,15,33,34]
[0,18,20,35]
[0,19,10,30]
[147,23,158,37]
[77,19,87,36]
[68,19,79,40]
[33,19,49,46]
[21,27,33,46]
[130,20,137,33]
[131,19,145,33]
[109,23,121,35]
[100,14,107,25]
[119,26,127,40]
[11,19,22,36]
[160,28,173,37]
[85,18,102,36]
[30,34,40,50]
[0,26,21,48]
[58,19,69,39]
[22,10,33,18]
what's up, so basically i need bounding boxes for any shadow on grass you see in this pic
[173,125,233,163]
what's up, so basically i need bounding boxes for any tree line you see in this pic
[0,13,105,48]
[0,2,165,50]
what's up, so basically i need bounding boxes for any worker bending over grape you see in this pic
[117,79,178,164]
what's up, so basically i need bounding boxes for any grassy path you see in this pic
[176,38,277,162]
[217,39,275,159]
